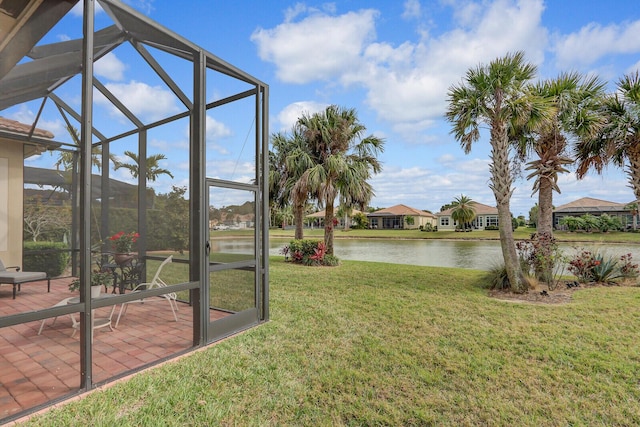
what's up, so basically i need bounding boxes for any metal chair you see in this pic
[115,256,178,327]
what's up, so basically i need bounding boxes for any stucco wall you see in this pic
[0,139,24,267]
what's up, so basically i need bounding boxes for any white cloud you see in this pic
[437,153,456,164]
[206,115,233,140]
[402,0,422,20]
[276,101,329,130]
[626,61,640,75]
[552,20,640,69]
[251,9,379,84]
[205,159,255,184]
[204,115,233,155]
[95,52,127,81]
[254,0,547,142]
[98,81,179,122]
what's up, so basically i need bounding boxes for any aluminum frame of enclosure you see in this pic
[0,0,268,422]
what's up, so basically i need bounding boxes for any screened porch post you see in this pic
[189,49,206,345]
[137,130,147,263]
[79,0,96,388]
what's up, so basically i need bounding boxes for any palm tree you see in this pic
[297,105,384,256]
[446,51,553,293]
[114,151,174,182]
[55,124,117,171]
[450,194,476,230]
[520,72,605,237]
[576,72,640,204]
[516,73,604,283]
[283,129,315,240]
[268,141,287,228]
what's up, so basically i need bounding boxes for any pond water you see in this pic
[267,237,640,271]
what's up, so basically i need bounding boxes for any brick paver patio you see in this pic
[0,277,205,421]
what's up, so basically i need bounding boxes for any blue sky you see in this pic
[8,0,640,218]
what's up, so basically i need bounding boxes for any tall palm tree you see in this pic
[284,129,315,240]
[271,128,321,239]
[446,51,553,293]
[450,194,476,230]
[576,72,640,204]
[297,105,384,256]
[114,151,174,182]
[520,73,605,237]
[516,73,604,283]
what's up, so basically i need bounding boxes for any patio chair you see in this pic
[114,255,178,327]
[0,259,49,299]
[37,297,75,335]
[38,296,117,340]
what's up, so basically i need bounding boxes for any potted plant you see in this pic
[69,269,113,298]
[109,231,140,264]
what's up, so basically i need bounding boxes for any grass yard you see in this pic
[20,258,640,426]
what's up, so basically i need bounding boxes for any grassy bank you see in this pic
[268,226,640,244]
[22,258,640,426]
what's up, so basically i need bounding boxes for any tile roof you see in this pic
[0,117,54,139]
[437,201,497,216]
[367,204,436,218]
[553,197,628,213]
[307,209,362,218]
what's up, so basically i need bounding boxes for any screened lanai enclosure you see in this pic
[0,0,269,422]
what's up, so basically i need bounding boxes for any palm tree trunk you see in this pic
[537,177,554,236]
[324,202,335,256]
[497,198,525,292]
[490,122,526,293]
[293,199,304,240]
[536,177,555,284]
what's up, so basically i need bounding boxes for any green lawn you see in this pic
[21,258,640,426]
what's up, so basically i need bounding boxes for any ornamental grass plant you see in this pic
[21,258,640,426]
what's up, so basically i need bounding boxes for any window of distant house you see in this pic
[487,216,498,227]
[477,216,483,227]
[440,217,449,226]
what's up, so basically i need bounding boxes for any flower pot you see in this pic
[114,253,134,265]
[91,285,102,298]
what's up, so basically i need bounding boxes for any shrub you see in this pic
[566,248,637,284]
[23,241,69,277]
[351,212,369,229]
[323,254,340,266]
[485,263,510,290]
[515,233,566,290]
[619,253,639,279]
[286,239,338,266]
[568,249,602,282]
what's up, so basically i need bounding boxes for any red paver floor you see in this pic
[0,278,202,422]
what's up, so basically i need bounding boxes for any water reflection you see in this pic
[268,238,640,271]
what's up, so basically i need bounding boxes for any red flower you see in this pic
[109,231,139,253]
